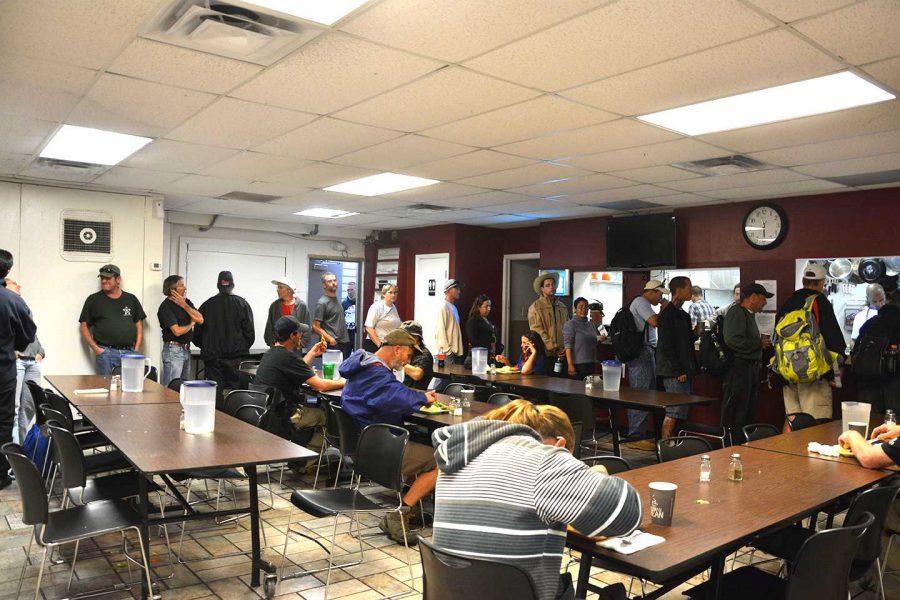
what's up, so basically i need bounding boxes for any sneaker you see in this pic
[379,508,420,545]
[624,439,657,452]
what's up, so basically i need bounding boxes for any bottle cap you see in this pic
[701,454,710,460]
[730,453,741,459]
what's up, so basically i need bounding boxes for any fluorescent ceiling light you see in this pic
[638,71,895,136]
[40,125,152,165]
[325,173,440,197]
[294,208,359,218]
[245,1,371,25]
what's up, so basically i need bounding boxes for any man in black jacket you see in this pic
[856,289,900,413]
[656,276,696,439]
[194,271,254,398]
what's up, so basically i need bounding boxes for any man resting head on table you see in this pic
[839,423,900,468]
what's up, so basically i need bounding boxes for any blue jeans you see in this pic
[626,346,656,436]
[14,359,41,445]
[95,347,126,375]
[161,344,190,386]
[662,376,692,420]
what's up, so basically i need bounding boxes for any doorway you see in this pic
[414,253,450,354]
[307,258,361,349]
[503,253,540,358]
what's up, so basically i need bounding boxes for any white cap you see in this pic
[643,279,669,294]
[802,264,827,281]
[272,276,297,292]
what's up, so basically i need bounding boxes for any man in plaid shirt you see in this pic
[689,285,716,332]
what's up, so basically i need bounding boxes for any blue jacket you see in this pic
[339,349,427,427]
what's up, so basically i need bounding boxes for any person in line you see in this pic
[589,301,609,342]
[851,283,886,344]
[855,289,900,413]
[339,330,438,544]
[498,330,550,375]
[564,297,599,379]
[722,283,772,443]
[399,320,433,390]
[528,272,568,374]
[4,278,41,447]
[157,275,204,386]
[194,271,254,398]
[624,280,667,451]
[656,277,697,439]
[465,293,502,365]
[689,285,716,334]
[0,250,36,489]
[313,271,351,357]
[436,279,464,364]
[255,316,344,450]
[78,264,146,375]
[363,284,401,352]
[715,284,742,318]
[342,281,357,349]
[775,263,846,428]
[838,421,900,469]
[431,399,640,600]
[264,277,310,350]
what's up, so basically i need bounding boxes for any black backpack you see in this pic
[851,335,891,379]
[698,315,732,375]
[609,301,645,363]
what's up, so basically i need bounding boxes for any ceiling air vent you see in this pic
[673,155,770,177]
[32,157,108,177]
[143,0,324,66]
[824,169,900,187]
[60,210,113,262]
[593,199,664,212]
[408,204,451,214]
[219,191,281,202]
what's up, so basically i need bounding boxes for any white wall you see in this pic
[0,182,164,376]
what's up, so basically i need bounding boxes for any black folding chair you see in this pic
[487,392,522,407]
[329,401,362,487]
[581,455,632,475]
[742,423,780,442]
[657,436,712,463]
[785,412,817,431]
[222,389,268,416]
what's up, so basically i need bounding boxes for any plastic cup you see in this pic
[323,363,335,380]
[649,482,678,526]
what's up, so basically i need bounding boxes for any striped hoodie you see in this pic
[431,420,642,600]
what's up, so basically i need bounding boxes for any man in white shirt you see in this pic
[851,283,885,344]
[436,279,463,364]
[625,280,668,450]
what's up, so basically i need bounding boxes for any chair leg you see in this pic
[133,527,155,600]
[176,479,194,562]
[279,505,293,572]
[17,532,34,599]
[333,455,344,488]
[33,546,48,600]
[66,538,80,593]
[313,443,326,489]
[323,514,340,600]
[398,508,415,588]
[876,557,885,600]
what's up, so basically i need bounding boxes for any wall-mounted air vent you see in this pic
[673,155,771,177]
[60,210,113,262]
[143,0,324,66]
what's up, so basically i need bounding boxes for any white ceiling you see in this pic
[0,0,898,233]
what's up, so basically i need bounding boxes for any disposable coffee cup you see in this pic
[649,482,678,526]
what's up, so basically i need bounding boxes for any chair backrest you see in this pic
[146,366,158,382]
[582,455,632,475]
[45,391,70,418]
[46,423,87,490]
[239,360,260,371]
[786,511,873,600]
[656,435,712,463]
[25,381,48,426]
[487,392,522,407]
[442,383,473,398]
[786,412,817,431]
[570,422,583,459]
[678,422,730,448]
[844,484,900,567]
[167,378,185,392]
[40,404,73,432]
[233,405,265,427]
[1,443,48,526]
[419,537,539,600]
[742,423,780,442]
[354,424,409,493]
[222,389,268,416]
[330,402,361,459]
[322,401,341,447]
[427,377,442,391]
[248,382,270,394]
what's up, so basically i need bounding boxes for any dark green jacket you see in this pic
[723,304,762,361]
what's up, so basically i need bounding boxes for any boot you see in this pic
[379,507,419,545]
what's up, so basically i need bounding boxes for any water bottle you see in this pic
[885,410,896,427]
[554,356,564,375]
[699,454,711,483]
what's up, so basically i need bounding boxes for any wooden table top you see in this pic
[507,375,712,409]
[566,446,891,582]
[433,363,528,382]
[78,403,316,474]
[744,417,900,471]
[47,375,182,406]
[313,389,492,428]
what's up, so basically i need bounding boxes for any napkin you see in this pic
[598,531,665,555]
[807,442,841,457]
[73,388,109,395]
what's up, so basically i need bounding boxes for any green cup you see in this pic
[323,363,335,380]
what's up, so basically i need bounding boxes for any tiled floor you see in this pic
[0,446,895,599]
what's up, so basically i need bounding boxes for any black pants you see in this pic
[574,363,595,379]
[362,338,379,353]
[721,358,759,444]
[203,357,243,405]
[858,377,900,415]
[0,378,16,476]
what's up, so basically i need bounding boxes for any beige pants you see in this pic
[401,441,437,477]
[290,405,326,450]
[783,379,833,420]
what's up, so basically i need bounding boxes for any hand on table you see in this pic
[568,366,577,376]
[495,354,509,365]
[424,390,437,405]
[870,423,900,442]
[839,430,864,449]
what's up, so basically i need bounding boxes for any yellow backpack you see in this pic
[771,295,838,383]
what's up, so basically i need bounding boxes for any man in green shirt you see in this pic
[79,264,146,375]
[722,283,773,444]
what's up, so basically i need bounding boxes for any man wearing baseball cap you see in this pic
[774,263,846,429]
[436,279,463,363]
[264,276,310,349]
[78,264,147,375]
[340,329,439,544]
[399,320,434,390]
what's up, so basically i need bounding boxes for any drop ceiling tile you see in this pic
[156,175,250,197]
[161,195,200,210]
[491,198,577,213]
[0,54,97,121]
[664,168,811,192]
[863,56,900,93]
[435,190,533,209]
[457,162,593,189]
[562,30,841,116]
[167,97,317,150]
[93,166,184,190]
[464,0,773,91]
[402,150,534,181]
[230,32,442,114]
[0,114,56,154]
[225,180,312,198]
[457,213,538,226]
[123,140,239,173]
[511,173,634,197]
[327,213,401,226]
[379,207,497,222]
[0,0,165,69]
[334,67,540,132]
[254,118,402,161]
[561,184,678,205]
[515,204,606,218]
[67,73,216,138]
[745,0,858,22]
[699,100,900,152]
[375,217,443,229]
[561,138,730,172]
[271,190,416,212]
[748,130,900,166]
[330,134,474,171]
[647,193,717,206]
[109,38,263,94]
[497,119,682,161]
[608,165,704,184]
[421,95,618,148]
[266,162,380,189]
[200,152,311,180]
[341,0,602,63]
[793,152,900,177]
[379,182,486,203]
[704,179,848,200]
[794,0,900,65]
[0,153,31,175]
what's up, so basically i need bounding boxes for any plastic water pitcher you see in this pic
[120,354,152,393]
[601,360,623,392]
[180,380,217,434]
[471,347,489,374]
[322,349,343,380]
[841,401,872,439]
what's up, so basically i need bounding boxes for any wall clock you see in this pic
[742,203,788,250]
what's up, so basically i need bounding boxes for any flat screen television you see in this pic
[606,214,677,269]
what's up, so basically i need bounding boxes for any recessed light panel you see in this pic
[638,72,895,136]
[325,173,440,196]
[294,208,359,218]
[246,0,371,25]
[40,125,152,166]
